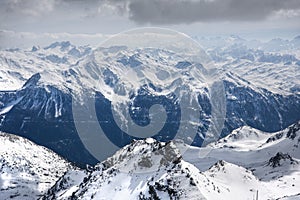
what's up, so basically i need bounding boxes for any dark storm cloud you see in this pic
[1,0,300,24]
[128,0,300,24]
[100,0,300,24]
[0,0,300,25]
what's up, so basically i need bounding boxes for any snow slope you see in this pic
[209,126,271,151]
[0,41,91,91]
[44,139,226,200]
[0,121,297,200]
[43,121,300,200]
[183,121,300,200]
[0,131,71,200]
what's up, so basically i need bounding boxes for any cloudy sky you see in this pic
[0,0,300,48]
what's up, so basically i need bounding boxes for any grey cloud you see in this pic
[3,0,300,24]
[0,0,57,16]
[100,0,300,24]
[1,0,299,34]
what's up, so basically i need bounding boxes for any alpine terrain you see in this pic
[0,35,299,199]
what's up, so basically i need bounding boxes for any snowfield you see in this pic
[183,121,300,200]
[0,132,71,200]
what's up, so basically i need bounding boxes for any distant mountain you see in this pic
[0,40,299,167]
[0,131,71,200]
[194,35,300,52]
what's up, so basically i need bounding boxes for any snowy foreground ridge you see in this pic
[1,121,299,200]
[0,132,71,199]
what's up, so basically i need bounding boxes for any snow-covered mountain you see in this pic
[0,38,299,167]
[42,120,300,200]
[42,139,256,200]
[0,112,298,199]
[0,131,71,200]
[194,34,300,53]
[43,139,216,199]
[0,41,91,91]
[183,121,300,199]
[0,121,295,200]
[0,42,99,166]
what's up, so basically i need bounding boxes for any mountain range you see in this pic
[0,35,300,199]
[0,36,299,166]
[0,120,299,199]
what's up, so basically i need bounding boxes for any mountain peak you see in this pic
[100,139,182,172]
[43,138,210,200]
[265,120,300,144]
[267,152,298,168]
[208,160,228,171]
[22,73,41,88]
[31,45,39,52]
[44,41,72,50]
[293,35,300,40]
[227,34,245,42]
[286,121,300,140]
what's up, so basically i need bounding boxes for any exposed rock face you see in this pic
[268,152,298,168]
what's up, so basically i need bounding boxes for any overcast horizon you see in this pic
[0,0,300,49]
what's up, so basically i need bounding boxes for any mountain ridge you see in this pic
[0,40,299,167]
[0,131,72,200]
